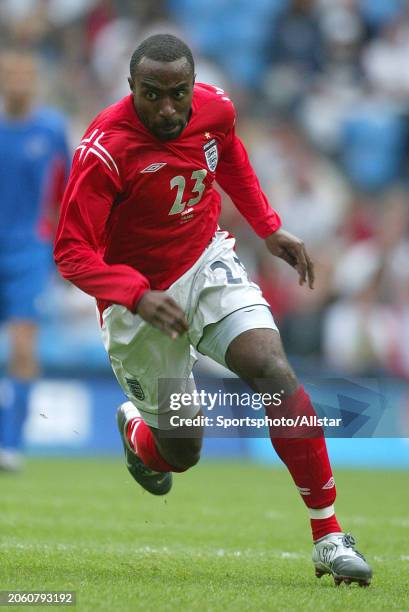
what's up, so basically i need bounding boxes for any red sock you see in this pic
[126,418,187,473]
[267,386,342,539]
[310,515,342,541]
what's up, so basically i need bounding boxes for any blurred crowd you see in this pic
[1,0,409,378]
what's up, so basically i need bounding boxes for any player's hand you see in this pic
[136,291,189,340]
[264,228,315,289]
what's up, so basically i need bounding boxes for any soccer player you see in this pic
[54,34,372,586]
[0,49,70,470]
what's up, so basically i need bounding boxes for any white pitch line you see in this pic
[2,540,407,563]
[342,515,409,528]
[0,540,309,560]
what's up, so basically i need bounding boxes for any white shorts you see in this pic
[100,231,278,428]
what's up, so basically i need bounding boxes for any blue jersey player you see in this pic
[0,49,70,470]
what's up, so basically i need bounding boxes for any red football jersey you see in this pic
[54,84,281,314]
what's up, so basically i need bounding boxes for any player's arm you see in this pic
[38,118,71,240]
[216,125,314,289]
[54,155,150,312]
[54,155,188,337]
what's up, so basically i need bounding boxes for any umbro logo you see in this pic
[140,162,167,173]
[322,477,335,490]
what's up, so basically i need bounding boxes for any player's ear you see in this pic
[128,76,134,92]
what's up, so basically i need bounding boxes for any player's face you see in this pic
[129,56,194,141]
[0,52,37,111]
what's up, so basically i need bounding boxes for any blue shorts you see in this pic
[0,244,52,323]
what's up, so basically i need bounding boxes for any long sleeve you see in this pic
[38,125,71,241]
[216,126,281,238]
[54,155,150,312]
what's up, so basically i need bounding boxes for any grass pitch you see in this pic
[1,459,409,611]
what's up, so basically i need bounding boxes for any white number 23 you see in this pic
[168,169,207,215]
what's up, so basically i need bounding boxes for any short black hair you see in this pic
[130,34,195,79]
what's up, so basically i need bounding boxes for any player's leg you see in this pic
[225,327,337,516]
[148,414,203,471]
[9,320,39,379]
[192,232,371,585]
[101,304,204,495]
[0,320,38,471]
[200,313,338,522]
[224,327,372,586]
[119,395,203,473]
[116,400,203,495]
[0,245,47,472]
[0,244,51,471]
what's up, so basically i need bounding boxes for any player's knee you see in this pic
[174,452,201,472]
[242,355,297,393]
[167,440,202,471]
[10,352,38,379]
[262,357,294,383]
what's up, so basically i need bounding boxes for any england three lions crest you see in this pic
[203,138,218,172]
